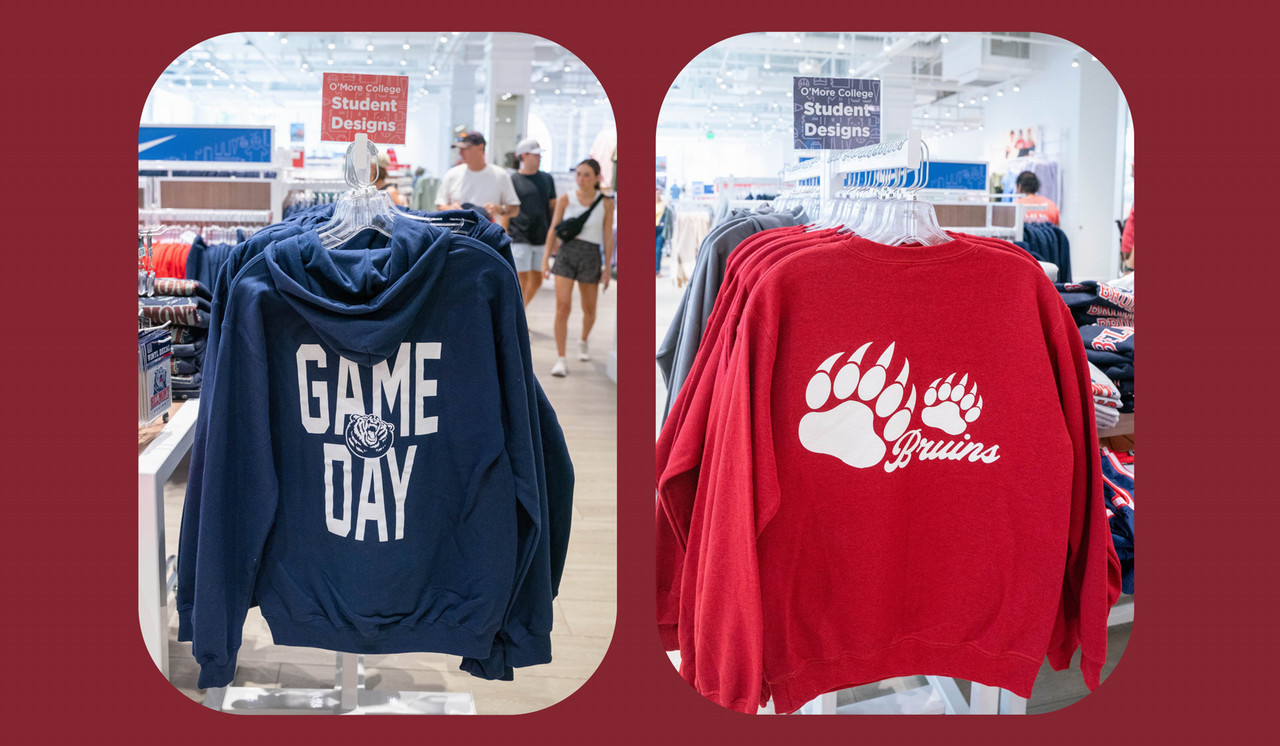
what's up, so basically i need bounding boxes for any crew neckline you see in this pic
[839,231,980,264]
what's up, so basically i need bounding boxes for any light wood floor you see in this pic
[654,253,1132,714]
[163,276,617,714]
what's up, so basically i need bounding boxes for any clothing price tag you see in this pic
[793,77,881,150]
[321,73,409,145]
[139,327,173,425]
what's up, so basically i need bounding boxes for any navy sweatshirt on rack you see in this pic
[185,214,564,688]
[176,206,572,682]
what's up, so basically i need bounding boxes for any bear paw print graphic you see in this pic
[921,374,983,436]
[345,413,396,459]
[798,342,917,469]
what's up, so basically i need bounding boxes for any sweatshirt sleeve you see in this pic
[460,270,552,679]
[1044,301,1123,689]
[682,306,782,713]
[176,250,249,642]
[190,326,279,689]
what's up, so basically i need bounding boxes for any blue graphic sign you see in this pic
[793,77,881,150]
[138,125,274,163]
[840,160,989,191]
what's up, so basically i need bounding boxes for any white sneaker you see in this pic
[550,357,568,377]
[577,340,591,362]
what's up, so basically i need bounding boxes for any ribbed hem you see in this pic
[767,638,1041,714]
[197,648,240,689]
[176,607,193,642]
[262,612,496,660]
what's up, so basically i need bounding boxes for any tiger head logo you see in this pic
[344,413,395,459]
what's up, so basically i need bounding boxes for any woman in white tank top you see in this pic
[542,159,616,377]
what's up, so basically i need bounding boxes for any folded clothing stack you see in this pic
[1055,281,1134,328]
[1101,447,1135,594]
[1079,325,1134,413]
[1088,361,1123,430]
[142,279,211,400]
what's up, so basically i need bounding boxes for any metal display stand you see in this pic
[203,652,476,715]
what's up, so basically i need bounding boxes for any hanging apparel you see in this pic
[657,229,1120,713]
[657,230,1045,651]
[179,207,572,688]
[656,207,806,419]
[1022,222,1072,283]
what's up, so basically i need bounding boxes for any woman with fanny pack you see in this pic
[542,158,615,377]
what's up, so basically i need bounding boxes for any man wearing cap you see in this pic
[508,138,557,306]
[437,131,520,226]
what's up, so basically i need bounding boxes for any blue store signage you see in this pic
[138,125,274,163]
[793,77,881,150]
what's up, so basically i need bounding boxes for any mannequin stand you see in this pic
[203,653,476,715]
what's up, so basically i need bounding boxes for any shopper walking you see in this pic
[543,158,614,377]
[508,138,556,306]
[436,131,520,227]
[1015,170,1060,225]
[655,187,671,278]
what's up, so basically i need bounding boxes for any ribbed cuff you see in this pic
[1081,654,1104,691]
[176,607,193,642]
[196,650,239,689]
[459,628,552,681]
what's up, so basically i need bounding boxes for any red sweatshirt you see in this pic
[657,230,1052,650]
[670,234,1120,713]
[656,227,835,647]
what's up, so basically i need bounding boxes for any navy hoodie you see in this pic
[189,216,553,688]
[177,208,573,681]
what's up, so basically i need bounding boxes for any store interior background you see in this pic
[657,32,1132,282]
[655,31,1133,714]
[141,32,617,714]
[144,32,616,198]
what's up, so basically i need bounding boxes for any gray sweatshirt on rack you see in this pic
[657,206,806,421]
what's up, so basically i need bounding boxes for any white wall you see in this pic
[656,129,793,190]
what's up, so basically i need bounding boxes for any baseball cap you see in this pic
[453,131,486,148]
[515,138,542,156]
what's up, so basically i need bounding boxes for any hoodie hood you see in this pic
[265,217,451,366]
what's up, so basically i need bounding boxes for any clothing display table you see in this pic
[139,399,200,678]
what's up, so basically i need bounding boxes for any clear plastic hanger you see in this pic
[317,134,463,249]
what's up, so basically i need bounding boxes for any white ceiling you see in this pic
[153,32,610,125]
[660,32,1088,137]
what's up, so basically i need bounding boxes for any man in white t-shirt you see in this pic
[436,131,520,226]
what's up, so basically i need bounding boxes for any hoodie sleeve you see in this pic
[1044,299,1123,690]
[459,268,552,680]
[176,245,251,642]
[681,301,782,714]
[535,381,574,597]
[190,324,280,689]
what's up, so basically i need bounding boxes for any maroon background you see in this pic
[1,1,1276,740]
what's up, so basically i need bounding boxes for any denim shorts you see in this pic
[511,242,544,273]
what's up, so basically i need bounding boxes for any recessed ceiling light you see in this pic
[941,34,949,43]
[328,42,336,50]
[439,36,449,43]
[403,43,410,50]
[367,57,373,65]
[554,88,561,94]
[280,35,288,44]
[982,94,989,101]
[1012,83,1020,92]
[400,59,407,66]
[563,65,571,72]
[266,31,275,36]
